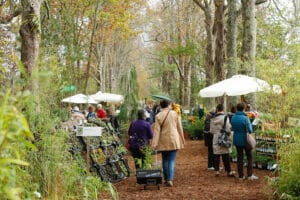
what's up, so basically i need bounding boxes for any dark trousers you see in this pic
[205,133,214,168]
[236,146,253,178]
[207,139,214,168]
[130,148,145,169]
[214,154,231,172]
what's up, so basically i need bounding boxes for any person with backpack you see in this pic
[210,104,235,177]
[203,107,216,170]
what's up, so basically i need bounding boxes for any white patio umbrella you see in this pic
[199,75,271,98]
[61,93,98,104]
[91,91,124,103]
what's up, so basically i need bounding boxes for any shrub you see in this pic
[0,92,36,199]
[272,131,300,198]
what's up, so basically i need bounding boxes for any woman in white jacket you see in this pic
[210,104,235,177]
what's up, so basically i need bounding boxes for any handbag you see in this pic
[246,133,256,150]
[245,119,256,150]
[218,115,232,148]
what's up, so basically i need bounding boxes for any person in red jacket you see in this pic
[96,104,106,119]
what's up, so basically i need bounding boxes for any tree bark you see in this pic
[241,0,256,76]
[226,0,239,107]
[194,0,215,87]
[241,0,257,104]
[214,0,225,104]
[226,0,239,78]
[193,0,215,108]
[20,0,42,79]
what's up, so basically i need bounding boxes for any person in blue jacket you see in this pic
[231,103,258,180]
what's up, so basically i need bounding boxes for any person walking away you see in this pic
[151,99,185,187]
[96,104,106,119]
[231,103,258,180]
[210,104,235,177]
[128,109,153,169]
[203,108,216,170]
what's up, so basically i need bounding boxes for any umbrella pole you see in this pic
[223,95,227,112]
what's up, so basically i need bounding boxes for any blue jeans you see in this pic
[161,150,177,181]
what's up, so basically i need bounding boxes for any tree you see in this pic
[193,0,215,88]
[226,0,239,78]
[240,0,256,76]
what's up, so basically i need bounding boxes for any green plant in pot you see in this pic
[135,146,155,169]
[187,118,204,140]
[135,146,162,189]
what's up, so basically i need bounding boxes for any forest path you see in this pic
[113,140,273,200]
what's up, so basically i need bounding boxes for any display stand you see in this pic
[71,122,130,183]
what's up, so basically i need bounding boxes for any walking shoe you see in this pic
[248,175,259,180]
[165,181,173,187]
[208,167,215,170]
[215,171,220,177]
[238,176,245,181]
[227,171,236,177]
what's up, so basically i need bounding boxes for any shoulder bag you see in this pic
[245,119,256,150]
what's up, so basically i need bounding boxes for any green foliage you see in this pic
[256,59,300,127]
[0,91,36,200]
[135,146,155,169]
[119,66,139,123]
[162,40,197,57]
[273,134,300,198]
[186,118,204,140]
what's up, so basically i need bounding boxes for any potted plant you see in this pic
[135,147,162,189]
[186,118,204,140]
[255,155,264,169]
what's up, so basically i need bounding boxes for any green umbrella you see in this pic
[151,94,174,102]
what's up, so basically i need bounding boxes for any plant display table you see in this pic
[69,120,130,183]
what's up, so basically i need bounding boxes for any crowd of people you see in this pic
[127,100,258,188]
[70,103,119,130]
[69,99,258,187]
[204,102,258,180]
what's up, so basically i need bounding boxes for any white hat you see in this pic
[73,106,80,112]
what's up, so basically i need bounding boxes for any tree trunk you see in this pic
[83,0,101,93]
[241,0,256,76]
[193,0,215,108]
[226,0,239,78]
[214,0,225,104]
[20,0,42,79]
[226,0,239,107]
[241,0,257,104]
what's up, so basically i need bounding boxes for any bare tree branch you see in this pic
[272,0,289,22]
[255,0,268,5]
[193,0,205,10]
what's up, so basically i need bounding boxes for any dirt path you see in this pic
[113,140,273,200]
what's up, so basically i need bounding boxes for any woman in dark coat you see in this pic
[128,109,153,169]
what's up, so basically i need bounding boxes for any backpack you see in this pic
[217,115,232,148]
